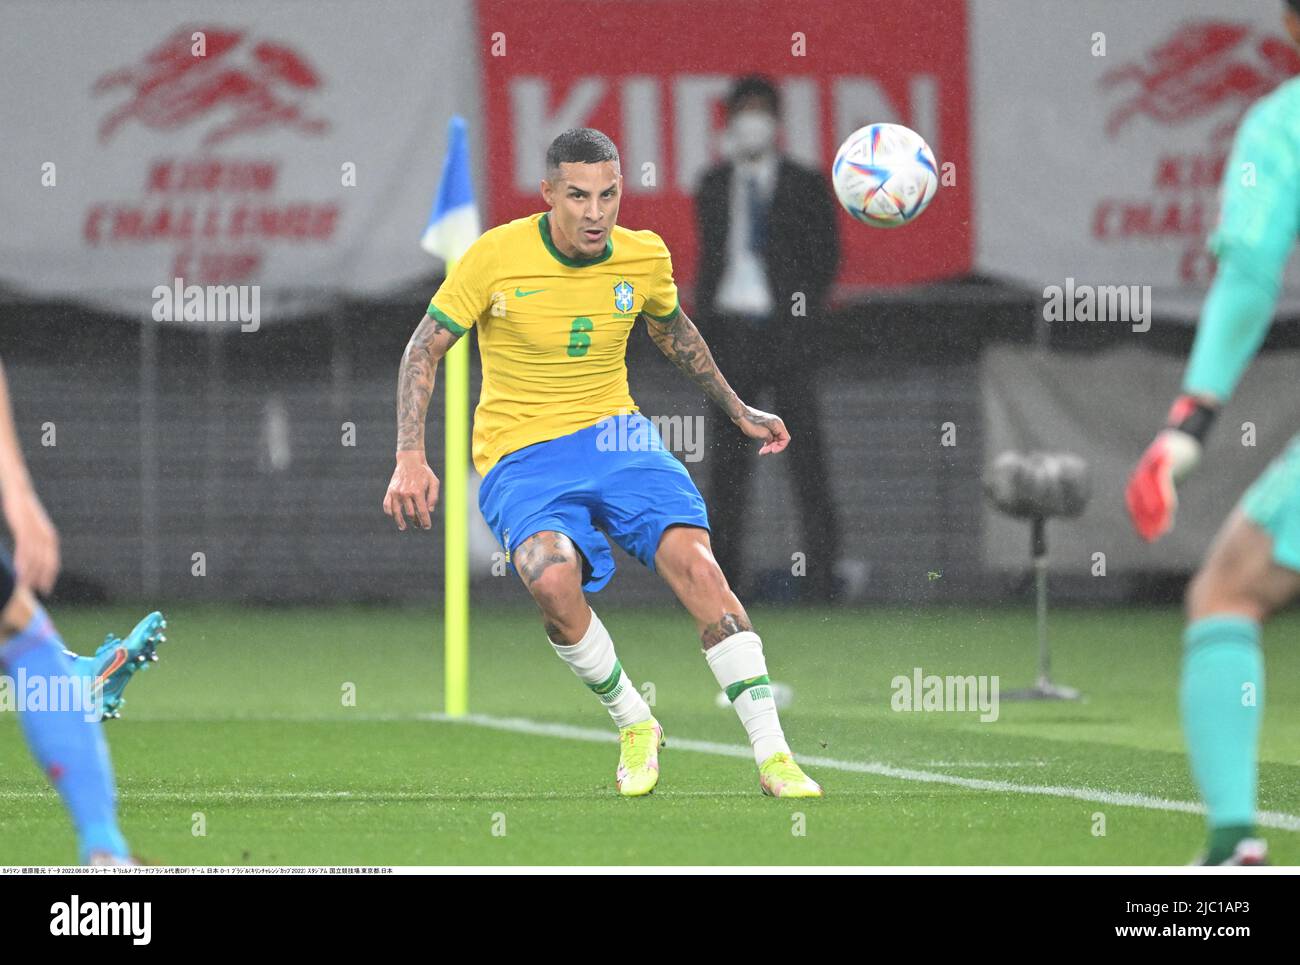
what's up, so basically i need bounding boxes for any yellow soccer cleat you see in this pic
[616,717,664,797]
[758,752,823,798]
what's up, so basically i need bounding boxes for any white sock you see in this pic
[705,630,790,764]
[550,608,651,729]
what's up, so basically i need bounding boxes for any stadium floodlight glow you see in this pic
[984,451,1091,701]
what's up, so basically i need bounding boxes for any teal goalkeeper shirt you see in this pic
[1184,76,1300,402]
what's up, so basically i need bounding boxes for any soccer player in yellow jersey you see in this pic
[383,128,821,798]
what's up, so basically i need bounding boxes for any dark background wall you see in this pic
[5,282,1296,607]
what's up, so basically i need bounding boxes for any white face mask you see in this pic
[728,110,777,157]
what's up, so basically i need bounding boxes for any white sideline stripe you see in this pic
[921,761,1051,768]
[0,789,756,802]
[427,712,1300,834]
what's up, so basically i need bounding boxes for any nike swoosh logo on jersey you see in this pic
[514,288,546,297]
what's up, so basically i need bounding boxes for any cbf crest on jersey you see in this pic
[614,280,634,314]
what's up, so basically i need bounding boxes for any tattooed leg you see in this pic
[652,524,754,649]
[515,535,654,740]
[517,531,655,736]
[514,531,589,644]
[700,611,755,649]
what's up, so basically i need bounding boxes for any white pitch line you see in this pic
[426,712,1300,834]
[0,789,757,802]
[5,711,1295,832]
[920,761,1051,768]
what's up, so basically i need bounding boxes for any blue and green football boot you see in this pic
[67,611,167,721]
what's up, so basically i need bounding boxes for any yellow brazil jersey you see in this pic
[427,211,680,476]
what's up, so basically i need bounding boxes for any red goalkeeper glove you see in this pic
[1125,395,1217,543]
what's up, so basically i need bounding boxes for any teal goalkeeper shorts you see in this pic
[1240,432,1300,572]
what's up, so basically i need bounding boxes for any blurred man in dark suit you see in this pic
[694,75,842,602]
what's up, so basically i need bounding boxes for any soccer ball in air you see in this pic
[831,123,938,228]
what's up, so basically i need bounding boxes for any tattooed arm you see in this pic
[396,313,462,451]
[643,307,790,455]
[383,313,463,530]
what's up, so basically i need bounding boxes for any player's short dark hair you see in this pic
[725,74,781,119]
[545,128,620,181]
[1288,0,1300,15]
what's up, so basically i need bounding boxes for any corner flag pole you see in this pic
[421,115,479,717]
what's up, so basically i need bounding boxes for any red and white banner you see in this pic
[0,0,479,322]
[970,0,1300,317]
[478,0,974,302]
[9,0,1300,322]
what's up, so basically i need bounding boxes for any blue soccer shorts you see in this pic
[478,412,710,592]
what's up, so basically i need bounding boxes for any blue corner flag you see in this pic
[421,115,481,262]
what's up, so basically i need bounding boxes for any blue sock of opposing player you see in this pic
[1181,615,1263,862]
[0,607,128,862]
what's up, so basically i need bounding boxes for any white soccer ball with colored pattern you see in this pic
[831,123,938,228]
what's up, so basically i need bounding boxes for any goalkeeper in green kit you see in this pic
[1125,0,1300,865]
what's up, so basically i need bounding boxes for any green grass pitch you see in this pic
[1,602,1297,865]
